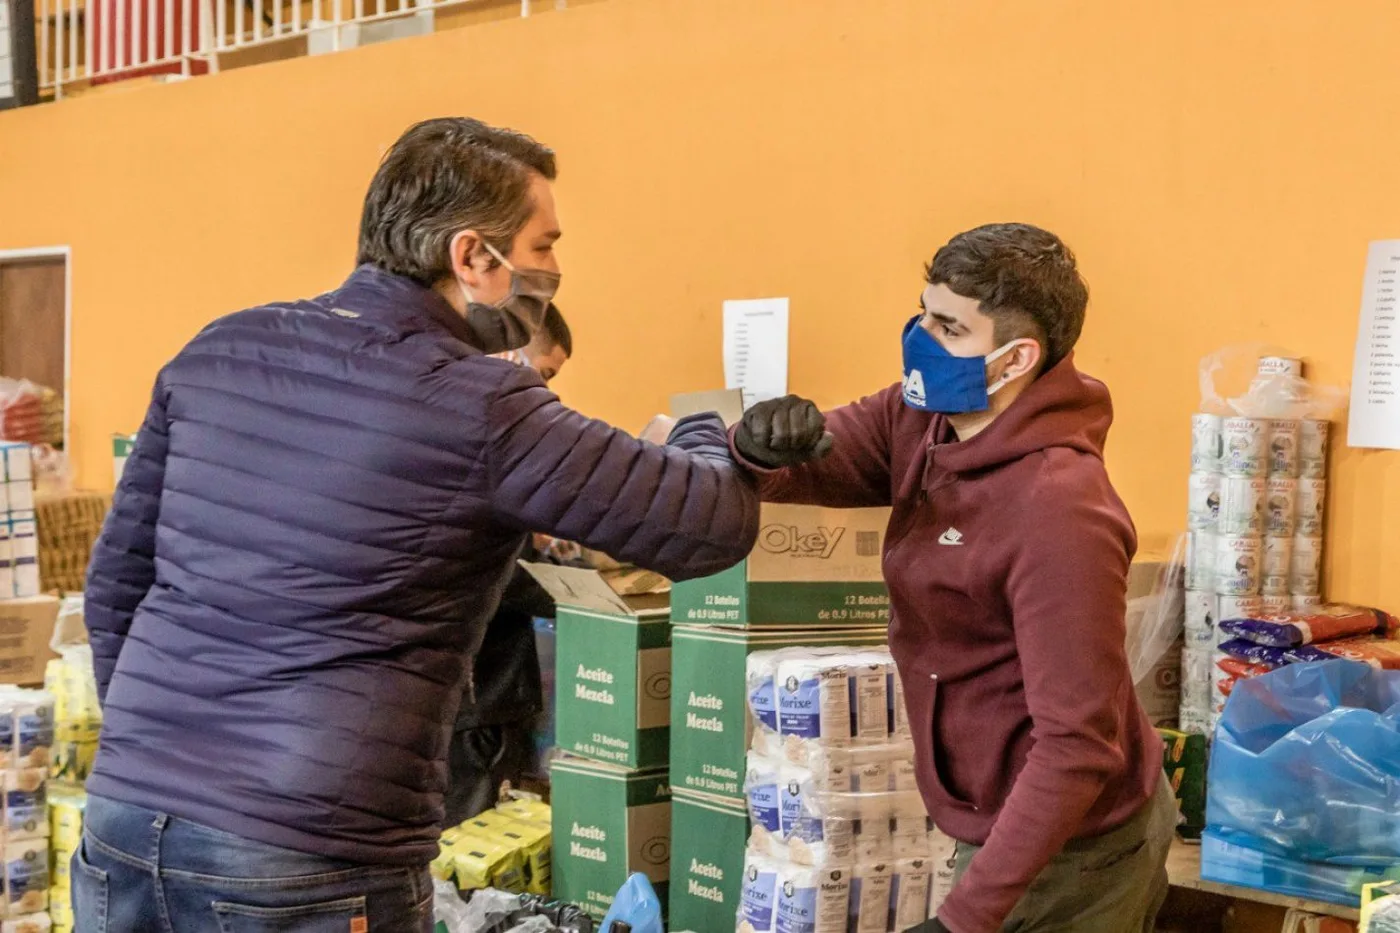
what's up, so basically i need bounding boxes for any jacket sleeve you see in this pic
[728,384,899,508]
[85,377,170,705]
[936,470,1137,933]
[485,370,759,582]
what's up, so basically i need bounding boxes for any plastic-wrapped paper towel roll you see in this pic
[774,862,851,933]
[738,851,780,933]
[1180,646,1214,709]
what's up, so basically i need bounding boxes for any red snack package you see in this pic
[1219,605,1398,647]
[1288,636,1400,670]
[1216,657,1276,679]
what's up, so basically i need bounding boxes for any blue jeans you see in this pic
[73,796,434,933]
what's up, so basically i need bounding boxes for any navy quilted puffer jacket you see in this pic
[84,265,758,866]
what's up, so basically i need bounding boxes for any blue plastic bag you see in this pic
[1207,659,1400,866]
[599,873,664,933]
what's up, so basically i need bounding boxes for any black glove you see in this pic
[733,395,834,468]
[902,918,950,933]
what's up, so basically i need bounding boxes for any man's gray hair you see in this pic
[357,118,556,286]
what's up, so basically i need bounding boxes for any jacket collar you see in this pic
[331,264,484,349]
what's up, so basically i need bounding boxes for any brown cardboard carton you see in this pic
[0,599,59,687]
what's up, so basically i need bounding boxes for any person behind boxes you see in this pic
[77,119,789,933]
[730,223,1174,933]
[445,301,576,825]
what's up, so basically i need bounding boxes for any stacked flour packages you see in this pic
[738,647,954,933]
[0,688,54,932]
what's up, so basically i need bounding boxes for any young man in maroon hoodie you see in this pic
[732,223,1175,933]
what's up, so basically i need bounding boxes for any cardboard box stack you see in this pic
[0,688,54,929]
[526,562,674,921]
[0,444,39,600]
[35,495,110,596]
[647,391,899,932]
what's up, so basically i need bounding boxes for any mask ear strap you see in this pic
[984,340,1023,397]
[483,241,516,272]
[985,340,1020,365]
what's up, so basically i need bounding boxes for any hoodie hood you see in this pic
[932,352,1114,475]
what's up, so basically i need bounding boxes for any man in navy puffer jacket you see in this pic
[76,118,786,933]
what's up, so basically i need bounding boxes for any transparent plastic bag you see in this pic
[1207,659,1400,865]
[1198,344,1347,420]
[1125,540,1186,686]
[433,877,474,932]
[461,888,524,933]
[0,379,47,444]
[30,444,73,498]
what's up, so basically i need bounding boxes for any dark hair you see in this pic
[357,118,557,286]
[925,223,1088,372]
[540,303,573,357]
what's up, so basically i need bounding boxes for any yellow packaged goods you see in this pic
[496,817,551,896]
[458,810,516,837]
[450,835,526,894]
[430,836,462,882]
[44,643,100,786]
[48,896,70,933]
[455,810,552,895]
[495,798,550,827]
[47,793,83,855]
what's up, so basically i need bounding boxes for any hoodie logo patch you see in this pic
[937,528,964,546]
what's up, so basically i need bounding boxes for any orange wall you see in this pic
[1,0,1399,606]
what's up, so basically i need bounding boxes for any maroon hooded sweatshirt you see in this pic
[732,356,1163,933]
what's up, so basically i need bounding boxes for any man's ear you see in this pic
[449,230,484,290]
[1001,338,1043,385]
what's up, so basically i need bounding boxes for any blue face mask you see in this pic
[901,314,1017,414]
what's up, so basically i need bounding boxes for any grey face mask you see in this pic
[459,242,561,354]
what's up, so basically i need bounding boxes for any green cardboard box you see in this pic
[112,433,136,484]
[1158,727,1206,840]
[670,503,891,627]
[668,790,750,933]
[524,564,672,769]
[670,625,889,799]
[550,756,672,921]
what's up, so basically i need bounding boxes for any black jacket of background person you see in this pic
[455,544,567,730]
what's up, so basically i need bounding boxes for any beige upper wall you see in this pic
[1,0,1398,604]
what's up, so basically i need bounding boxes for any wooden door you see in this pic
[0,258,66,394]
